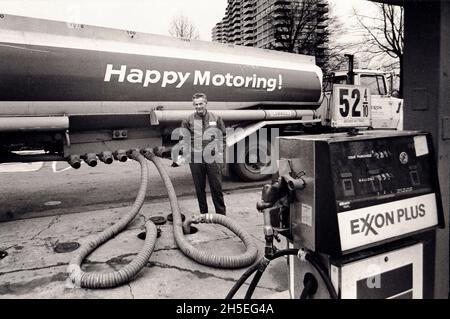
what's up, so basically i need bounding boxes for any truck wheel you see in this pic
[231,139,272,182]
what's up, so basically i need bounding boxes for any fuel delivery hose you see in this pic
[67,151,158,288]
[225,248,297,299]
[143,149,259,269]
[226,249,338,299]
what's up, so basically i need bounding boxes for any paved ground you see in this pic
[0,159,264,222]
[0,188,290,299]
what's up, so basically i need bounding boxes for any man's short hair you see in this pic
[192,92,207,102]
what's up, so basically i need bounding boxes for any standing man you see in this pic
[180,92,227,215]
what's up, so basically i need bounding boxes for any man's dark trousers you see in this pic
[189,162,226,215]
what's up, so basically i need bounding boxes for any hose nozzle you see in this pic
[141,148,154,158]
[83,153,98,167]
[68,155,81,169]
[283,174,306,191]
[113,150,128,162]
[99,151,113,164]
[126,149,140,160]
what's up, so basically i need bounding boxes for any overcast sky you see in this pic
[0,0,370,41]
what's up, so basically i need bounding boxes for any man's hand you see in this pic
[171,154,186,167]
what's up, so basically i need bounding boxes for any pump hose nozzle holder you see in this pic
[282,174,306,191]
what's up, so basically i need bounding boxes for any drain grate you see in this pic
[0,250,8,260]
[167,213,186,223]
[149,216,167,225]
[53,242,80,254]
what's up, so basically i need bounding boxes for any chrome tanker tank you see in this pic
[0,14,322,119]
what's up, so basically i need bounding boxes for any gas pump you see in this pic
[224,79,445,300]
[261,130,445,299]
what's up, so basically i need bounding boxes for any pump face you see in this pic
[278,130,443,257]
[276,130,444,299]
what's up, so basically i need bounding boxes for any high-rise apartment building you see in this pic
[212,0,329,66]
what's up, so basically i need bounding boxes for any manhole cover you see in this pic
[137,228,161,240]
[53,242,80,253]
[183,226,198,235]
[167,213,185,222]
[149,216,167,225]
[0,251,8,260]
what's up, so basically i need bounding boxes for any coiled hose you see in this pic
[67,151,158,288]
[143,149,259,269]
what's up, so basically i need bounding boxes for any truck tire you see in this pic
[230,138,272,182]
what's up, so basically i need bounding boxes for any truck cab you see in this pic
[327,69,403,130]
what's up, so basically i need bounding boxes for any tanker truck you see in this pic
[0,14,396,181]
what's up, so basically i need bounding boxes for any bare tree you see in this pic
[354,3,404,96]
[169,14,200,40]
[263,0,343,75]
[265,0,320,53]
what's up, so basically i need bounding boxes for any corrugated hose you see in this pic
[67,150,157,288]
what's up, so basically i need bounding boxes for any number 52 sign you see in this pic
[331,85,372,128]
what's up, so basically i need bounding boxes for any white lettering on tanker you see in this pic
[337,193,438,251]
[104,64,283,91]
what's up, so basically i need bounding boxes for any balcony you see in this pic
[243,0,255,8]
[274,0,290,6]
[317,14,328,22]
[243,27,255,34]
[316,6,329,14]
[243,34,255,41]
[243,23,255,29]
[243,12,254,20]
[243,7,255,15]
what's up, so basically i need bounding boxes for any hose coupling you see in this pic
[297,248,307,262]
[263,226,273,237]
[68,154,81,169]
[283,174,306,191]
[99,151,113,164]
[126,148,140,159]
[203,214,217,224]
[190,214,203,224]
[258,256,270,272]
[83,153,98,167]
[141,148,154,158]
[113,149,128,162]
[66,264,82,288]
[256,201,274,211]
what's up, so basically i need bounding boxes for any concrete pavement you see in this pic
[0,158,265,222]
[0,188,290,299]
